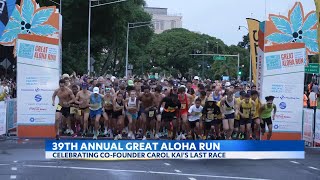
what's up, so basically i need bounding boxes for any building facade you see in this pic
[144,7,182,34]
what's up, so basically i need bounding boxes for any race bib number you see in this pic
[70,107,76,114]
[195,112,201,116]
[226,107,233,111]
[56,105,62,111]
[149,111,155,118]
[208,113,215,120]
[243,109,250,117]
[77,110,82,116]
[181,104,187,109]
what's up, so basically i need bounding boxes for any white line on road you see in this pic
[0,164,10,166]
[188,178,197,180]
[308,166,319,170]
[164,163,171,166]
[11,167,17,171]
[13,161,17,163]
[290,161,300,164]
[23,164,271,180]
[174,169,182,173]
[10,175,16,179]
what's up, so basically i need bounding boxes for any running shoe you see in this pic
[55,135,60,140]
[142,136,147,140]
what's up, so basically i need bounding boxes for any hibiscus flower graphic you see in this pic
[266,2,318,54]
[0,0,58,45]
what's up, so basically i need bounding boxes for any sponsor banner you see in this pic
[17,39,59,125]
[246,18,260,85]
[6,98,16,130]
[315,110,320,144]
[257,47,264,94]
[261,47,305,133]
[303,108,314,143]
[0,101,6,135]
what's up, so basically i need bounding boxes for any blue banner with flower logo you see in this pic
[0,0,16,39]
[0,0,59,46]
[265,2,318,55]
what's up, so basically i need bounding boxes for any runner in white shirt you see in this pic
[188,98,203,140]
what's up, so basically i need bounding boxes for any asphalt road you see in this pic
[0,138,319,180]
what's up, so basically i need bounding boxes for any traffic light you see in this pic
[238,67,242,76]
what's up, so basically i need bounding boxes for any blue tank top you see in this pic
[213,94,221,101]
[90,94,103,110]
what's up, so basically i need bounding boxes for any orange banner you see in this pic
[246,18,260,85]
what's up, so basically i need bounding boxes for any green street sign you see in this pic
[305,63,319,74]
[213,56,226,61]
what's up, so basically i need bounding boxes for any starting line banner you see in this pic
[45,140,305,160]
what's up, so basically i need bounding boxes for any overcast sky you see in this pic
[145,0,316,46]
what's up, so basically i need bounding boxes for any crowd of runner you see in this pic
[52,74,277,141]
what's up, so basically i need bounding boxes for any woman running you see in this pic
[125,90,139,139]
[113,92,125,140]
[103,88,114,138]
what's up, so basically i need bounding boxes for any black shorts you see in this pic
[234,120,240,128]
[113,110,123,119]
[204,121,213,130]
[212,119,222,125]
[105,109,113,116]
[162,112,176,122]
[56,105,70,118]
[189,120,199,129]
[240,118,252,125]
[260,117,272,128]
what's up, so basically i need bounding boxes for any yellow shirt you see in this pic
[253,98,261,119]
[240,100,255,119]
[235,98,242,120]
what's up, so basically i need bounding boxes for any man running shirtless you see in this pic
[52,79,75,140]
[75,83,91,137]
[139,85,157,140]
[153,85,165,139]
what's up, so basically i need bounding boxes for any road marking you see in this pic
[0,164,10,166]
[23,164,271,180]
[290,161,300,164]
[164,163,171,166]
[11,167,17,171]
[13,161,18,163]
[188,178,197,180]
[174,169,182,173]
[10,175,16,179]
[308,166,319,170]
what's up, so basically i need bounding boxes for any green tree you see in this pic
[37,0,153,76]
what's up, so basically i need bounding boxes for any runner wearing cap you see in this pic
[89,87,105,140]
[202,95,221,140]
[192,76,200,94]
[259,96,277,140]
[76,82,92,137]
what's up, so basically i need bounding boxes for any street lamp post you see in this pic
[239,25,252,84]
[88,0,127,75]
[125,21,153,78]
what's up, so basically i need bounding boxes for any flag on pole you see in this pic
[246,18,260,85]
